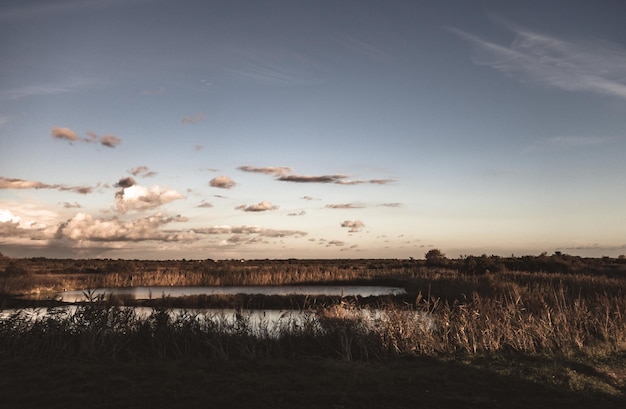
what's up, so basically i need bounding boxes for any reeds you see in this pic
[2,281,624,361]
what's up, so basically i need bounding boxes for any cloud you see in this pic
[51,127,79,142]
[526,136,610,152]
[141,86,165,96]
[325,203,365,209]
[52,127,122,148]
[452,20,626,100]
[326,240,345,247]
[129,166,157,178]
[197,201,213,208]
[277,173,393,185]
[100,135,121,148]
[287,210,306,216]
[277,174,349,183]
[302,196,318,201]
[236,201,279,212]
[341,220,365,232]
[238,165,293,176]
[209,175,237,189]
[114,177,136,188]
[380,203,402,208]
[56,212,189,242]
[0,207,58,240]
[182,113,207,124]
[115,184,185,213]
[0,78,99,101]
[195,225,307,246]
[0,176,92,194]
[61,202,82,209]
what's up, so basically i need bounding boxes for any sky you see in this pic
[1,0,626,260]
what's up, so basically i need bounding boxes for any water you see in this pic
[0,306,433,335]
[55,285,406,303]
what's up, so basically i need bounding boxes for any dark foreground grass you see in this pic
[1,354,624,409]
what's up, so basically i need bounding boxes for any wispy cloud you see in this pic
[0,78,100,101]
[326,240,345,247]
[0,176,92,194]
[140,86,165,96]
[238,165,293,176]
[209,176,237,189]
[196,201,213,209]
[380,203,402,208]
[526,136,611,152]
[278,174,393,185]
[235,201,279,212]
[60,202,82,209]
[194,225,307,247]
[287,210,306,216]
[326,203,365,209]
[182,113,206,124]
[129,166,157,178]
[452,19,626,100]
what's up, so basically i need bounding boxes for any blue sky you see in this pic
[1,0,625,259]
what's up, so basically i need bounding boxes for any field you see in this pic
[0,253,625,407]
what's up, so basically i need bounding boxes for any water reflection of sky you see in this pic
[57,285,406,303]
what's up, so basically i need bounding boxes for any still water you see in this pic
[56,285,406,303]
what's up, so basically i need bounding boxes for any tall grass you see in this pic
[2,280,624,361]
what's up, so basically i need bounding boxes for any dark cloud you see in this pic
[277,174,348,183]
[278,173,394,185]
[209,175,236,189]
[326,240,345,247]
[236,201,278,212]
[114,177,136,188]
[238,165,293,176]
[341,220,365,232]
[197,201,213,208]
[325,203,365,209]
[0,176,92,194]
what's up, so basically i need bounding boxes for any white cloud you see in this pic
[57,212,189,242]
[453,20,626,100]
[115,185,184,213]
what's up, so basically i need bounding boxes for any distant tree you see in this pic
[425,249,446,267]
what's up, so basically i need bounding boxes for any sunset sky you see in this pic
[1,0,625,260]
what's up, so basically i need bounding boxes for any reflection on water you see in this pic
[56,285,406,303]
[0,306,433,335]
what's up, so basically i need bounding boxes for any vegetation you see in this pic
[0,252,625,406]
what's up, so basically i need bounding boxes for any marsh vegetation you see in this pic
[1,253,625,407]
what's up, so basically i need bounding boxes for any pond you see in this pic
[55,285,406,303]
